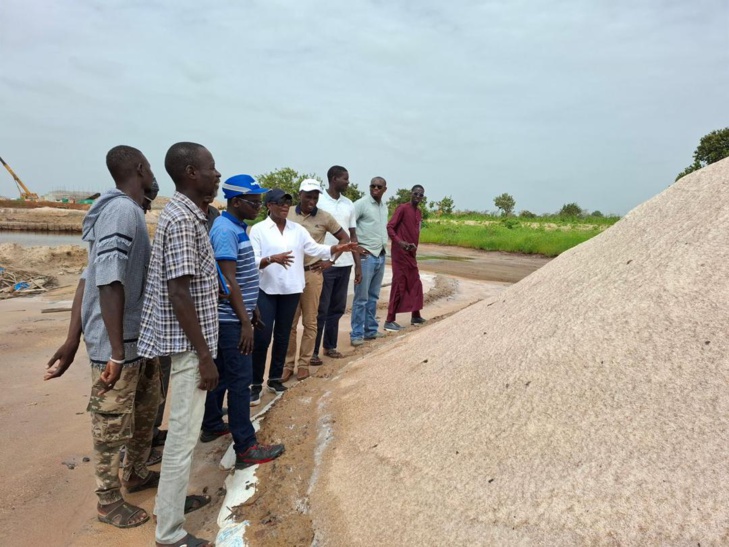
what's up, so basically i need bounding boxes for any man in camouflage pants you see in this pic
[46,145,161,528]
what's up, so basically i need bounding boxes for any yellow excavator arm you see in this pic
[0,156,40,200]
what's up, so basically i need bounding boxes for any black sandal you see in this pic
[184,494,211,514]
[97,500,149,529]
[156,532,213,547]
[125,470,160,493]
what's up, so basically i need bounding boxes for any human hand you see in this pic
[252,307,265,331]
[44,338,80,380]
[398,241,413,250]
[198,354,219,391]
[98,361,123,395]
[269,251,294,269]
[239,323,254,354]
[334,242,361,254]
[311,260,333,272]
[354,266,362,285]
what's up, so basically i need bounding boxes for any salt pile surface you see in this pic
[312,159,729,545]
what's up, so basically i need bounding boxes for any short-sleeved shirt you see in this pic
[317,190,356,267]
[210,211,258,323]
[288,205,343,266]
[80,190,150,366]
[354,195,389,256]
[138,191,218,358]
[249,217,333,295]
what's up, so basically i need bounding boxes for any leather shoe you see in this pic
[281,368,293,382]
[297,368,310,380]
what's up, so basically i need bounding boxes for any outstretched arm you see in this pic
[45,278,85,380]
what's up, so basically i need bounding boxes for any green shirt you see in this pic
[354,195,389,256]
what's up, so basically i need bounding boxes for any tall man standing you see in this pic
[201,174,285,468]
[138,142,220,547]
[385,185,427,331]
[313,165,360,362]
[45,145,160,528]
[284,179,349,380]
[350,177,389,345]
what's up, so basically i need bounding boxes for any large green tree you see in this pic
[493,193,516,216]
[256,167,364,202]
[675,127,729,181]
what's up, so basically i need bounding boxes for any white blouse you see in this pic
[249,216,333,295]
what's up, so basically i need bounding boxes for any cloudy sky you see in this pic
[1,0,727,214]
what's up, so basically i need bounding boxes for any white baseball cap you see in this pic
[299,178,323,193]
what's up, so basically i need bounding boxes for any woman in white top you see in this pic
[249,189,358,401]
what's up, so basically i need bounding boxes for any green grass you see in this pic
[420,220,609,257]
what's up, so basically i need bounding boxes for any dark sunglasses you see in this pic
[370,184,385,189]
[236,197,263,209]
[269,198,293,206]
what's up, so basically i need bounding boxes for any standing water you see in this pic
[0,231,84,247]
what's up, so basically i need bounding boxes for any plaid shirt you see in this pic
[138,191,218,358]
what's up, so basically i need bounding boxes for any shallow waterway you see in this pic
[0,231,83,247]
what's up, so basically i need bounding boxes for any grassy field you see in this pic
[420,216,620,257]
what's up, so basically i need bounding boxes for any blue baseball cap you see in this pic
[221,174,268,199]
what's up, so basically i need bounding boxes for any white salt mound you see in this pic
[313,158,729,545]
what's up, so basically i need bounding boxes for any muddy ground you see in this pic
[0,244,548,546]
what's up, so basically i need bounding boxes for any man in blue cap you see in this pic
[200,174,285,469]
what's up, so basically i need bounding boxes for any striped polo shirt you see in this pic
[210,211,259,323]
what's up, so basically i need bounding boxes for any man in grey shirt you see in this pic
[350,177,389,344]
[45,145,161,529]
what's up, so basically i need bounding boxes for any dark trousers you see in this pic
[252,290,301,385]
[315,265,352,354]
[202,322,256,454]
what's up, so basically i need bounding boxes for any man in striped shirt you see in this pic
[200,174,285,469]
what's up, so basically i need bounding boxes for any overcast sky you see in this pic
[1,0,727,214]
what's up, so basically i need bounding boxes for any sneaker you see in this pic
[200,428,230,443]
[267,380,288,394]
[411,317,427,325]
[235,443,285,469]
[365,332,385,340]
[250,385,262,406]
[384,321,403,332]
[351,338,364,347]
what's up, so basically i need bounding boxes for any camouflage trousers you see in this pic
[88,357,161,505]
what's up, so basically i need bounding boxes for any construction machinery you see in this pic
[0,156,40,201]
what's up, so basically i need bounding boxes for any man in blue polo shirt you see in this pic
[200,174,284,469]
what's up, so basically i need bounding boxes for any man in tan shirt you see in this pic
[284,179,350,380]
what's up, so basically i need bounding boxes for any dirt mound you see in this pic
[0,243,87,276]
[311,159,729,545]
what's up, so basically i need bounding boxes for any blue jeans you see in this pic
[202,322,256,454]
[315,265,352,353]
[252,290,301,385]
[350,253,386,340]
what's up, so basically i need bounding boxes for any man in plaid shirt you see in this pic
[138,142,220,547]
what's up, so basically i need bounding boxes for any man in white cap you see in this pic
[283,179,350,380]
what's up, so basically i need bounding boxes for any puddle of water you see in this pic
[418,254,473,262]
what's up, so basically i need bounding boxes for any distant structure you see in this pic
[43,189,98,203]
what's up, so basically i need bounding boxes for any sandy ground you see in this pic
[0,243,546,546]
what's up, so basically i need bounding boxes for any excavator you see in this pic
[0,156,40,201]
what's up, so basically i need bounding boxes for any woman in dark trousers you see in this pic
[248,189,358,404]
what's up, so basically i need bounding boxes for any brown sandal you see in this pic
[324,349,344,359]
[98,500,149,528]
[309,355,323,366]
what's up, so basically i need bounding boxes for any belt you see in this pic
[304,265,317,272]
